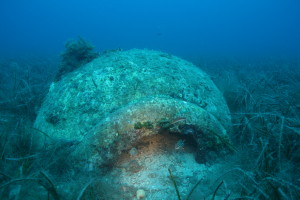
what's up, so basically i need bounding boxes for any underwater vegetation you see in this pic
[0,41,299,199]
[55,37,98,82]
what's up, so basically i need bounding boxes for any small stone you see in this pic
[126,160,142,173]
[129,147,138,156]
[136,189,146,199]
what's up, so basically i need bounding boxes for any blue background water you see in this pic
[1,0,300,60]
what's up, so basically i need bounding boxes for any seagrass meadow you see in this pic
[0,44,299,199]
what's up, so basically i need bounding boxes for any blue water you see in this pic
[1,0,300,60]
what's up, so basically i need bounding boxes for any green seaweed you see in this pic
[143,121,154,129]
[134,122,143,129]
[134,121,154,129]
[55,37,98,82]
[168,168,202,200]
[39,171,61,200]
[168,168,182,200]
[157,118,173,130]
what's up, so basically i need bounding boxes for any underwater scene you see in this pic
[0,1,300,199]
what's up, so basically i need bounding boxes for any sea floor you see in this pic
[100,134,226,200]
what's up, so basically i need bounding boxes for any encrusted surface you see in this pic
[34,49,231,143]
[33,49,234,199]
